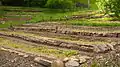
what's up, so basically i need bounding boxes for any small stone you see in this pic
[30,64,35,67]
[70,56,79,62]
[11,60,15,63]
[34,57,51,66]
[116,54,120,56]
[23,55,29,58]
[101,45,109,51]
[0,21,5,24]
[79,58,86,64]
[51,60,64,67]
[65,60,79,67]
[94,44,109,53]
[107,44,115,50]
[34,57,41,62]
[63,57,69,62]
[94,46,101,53]
[79,56,90,64]
[1,48,7,51]
[18,53,24,56]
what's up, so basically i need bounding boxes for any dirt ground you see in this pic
[0,49,46,67]
[0,22,120,67]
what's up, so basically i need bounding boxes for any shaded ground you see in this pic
[0,49,45,67]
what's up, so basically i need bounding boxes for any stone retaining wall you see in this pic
[0,47,91,67]
[13,26,120,38]
[0,32,114,53]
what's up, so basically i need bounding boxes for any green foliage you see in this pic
[31,0,47,7]
[1,0,48,7]
[45,0,74,9]
[1,0,24,6]
[96,0,120,16]
[0,7,6,18]
[24,0,48,7]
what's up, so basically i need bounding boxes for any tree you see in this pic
[26,0,48,7]
[1,0,48,7]
[88,0,90,8]
[1,0,24,6]
[45,0,74,9]
[96,0,120,16]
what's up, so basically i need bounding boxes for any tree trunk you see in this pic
[0,1,2,5]
[88,0,90,9]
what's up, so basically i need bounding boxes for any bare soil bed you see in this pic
[0,49,45,67]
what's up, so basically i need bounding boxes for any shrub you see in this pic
[1,0,24,6]
[0,8,6,18]
[96,0,120,17]
[1,0,48,7]
[24,0,48,7]
[45,0,74,9]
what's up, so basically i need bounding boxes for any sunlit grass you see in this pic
[0,37,78,58]
[65,20,120,27]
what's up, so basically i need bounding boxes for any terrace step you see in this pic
[0,47,47,67]
[13,23,120,38]
[0,31,115,53]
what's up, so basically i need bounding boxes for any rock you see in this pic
[0,21,5,24]
[65,60,79,67]
[60,43,67,47]
[51,60,64,67]
[63,57,69,62]
[107,44,115,51]
[23,55,29,58]
[18,53,24,56]
[79,58,86,64]
[47,39,60,46]
[94,46,101,53]
[34,57,42,62]
[70,56,79,62]
[79,56,90,64]
[94,44,110,53]
[98,44,109,52]
[34,57,51,66]
[61,30,67,34]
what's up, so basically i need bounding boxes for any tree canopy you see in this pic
[45,0,74,9]
[96,0,120,16]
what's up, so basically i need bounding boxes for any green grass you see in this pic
[0,37,78,58]
[1,6,120,28]
[0,6,89,28]
[0,10,6,18]
[0,6,76,28]
[65,20,120,27]
[0,21,26,28]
